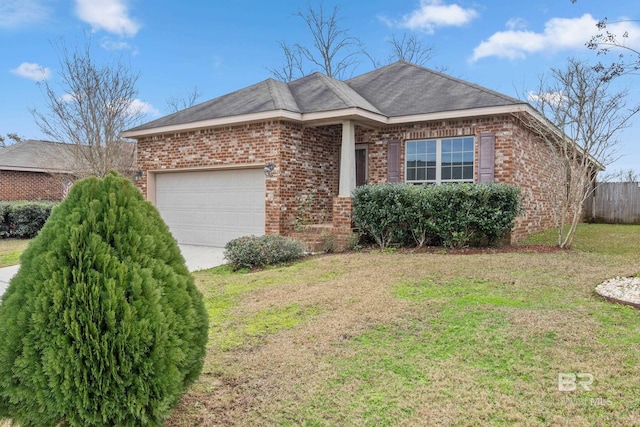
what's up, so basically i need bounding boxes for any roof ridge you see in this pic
[266,78,300,112]
[316,73,358,107]
[315,73,382,114]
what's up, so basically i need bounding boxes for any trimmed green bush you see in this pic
[0,172,208,426]
[225,235,306,270]
[347,183,412,249]
[0,201,57,239]
[0,202,10,238]
[7,201,57,238]
[353,183,522,249]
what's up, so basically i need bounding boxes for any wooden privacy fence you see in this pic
[584,182,640,224]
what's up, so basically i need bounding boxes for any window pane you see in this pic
[417,168,426,181]
[452,167,463,180]
[452,152,463,165]
[453,138,463,152]
[427,167,436,181]
[427,151,437,162]
[441,139,452,154]
[442,167,451,180]
[463,151,473,164]
[416,141,427,154]
[407,141,417,155]
[441,152,452,166]
[407,160,416,169]
[407,168,416,181]
[463,165,473,179]
[463,137,474,152]
[427,140,437,153]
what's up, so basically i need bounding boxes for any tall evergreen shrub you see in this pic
[0,172,208,426]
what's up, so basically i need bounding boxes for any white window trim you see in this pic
[405,137,475,184]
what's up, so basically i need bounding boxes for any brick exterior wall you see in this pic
[135,121,341,236]
[135,114,562,245]
[0,170,70,201]
[354,115,559,242]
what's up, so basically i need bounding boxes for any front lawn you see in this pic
[165,223,640,426]
[0,239,30,268]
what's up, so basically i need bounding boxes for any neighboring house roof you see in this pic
[123,61,532,137]
[0,140,77,174]
[0,140,137,176]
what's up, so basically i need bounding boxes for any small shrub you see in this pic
[0,172,208,426]
[345,232,363,251]
[0,202,10,238]
[352,183,413,249]
[320,232,337,253]
[0,201,57,239]
[225,235,305,270]
[7,201,57,238]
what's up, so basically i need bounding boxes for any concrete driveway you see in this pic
[0,244,226,299]
[178,244,226,272]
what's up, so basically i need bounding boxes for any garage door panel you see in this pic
[155,169,265,247]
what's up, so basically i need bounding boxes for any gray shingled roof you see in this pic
[345,61,523,117]
[288,72,381,114]
[128,61,525,132]
[0,140,78,173]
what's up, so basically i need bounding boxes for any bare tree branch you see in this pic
[601,168,640,183]
[268,42,305,82]
[585,17,640,81]
[270,1,363,81]
[30,34,140,178]
[0,133,21,148]
[166,86,203,113]
[387,33,435,66]
[516,58,640,247]
[367,33,436,69]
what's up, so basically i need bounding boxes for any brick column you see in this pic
[332,196,352,229]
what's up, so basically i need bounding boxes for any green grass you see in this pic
[168,223,640,426]
[521,223,640,254]
[203,264,323,352]
[7,225,640,426]
[0,239,30,268]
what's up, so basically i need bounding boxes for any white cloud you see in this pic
[0,0,51,29]
[74,0,140,37]
[60,93,76,102]
[527,91,567,106]
[506,18,527,31]
[471,13,640,62]
[11,62,51,81]
[392,0,478,34]
[101,38,130,51]
[62,94,159,117]
[128,99,160,117]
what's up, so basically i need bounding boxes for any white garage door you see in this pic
[155,169,265,247]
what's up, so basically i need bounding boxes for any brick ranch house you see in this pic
[123,61,569,248]
[0,140,76,201]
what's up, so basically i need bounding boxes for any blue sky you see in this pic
[2,0,639,173]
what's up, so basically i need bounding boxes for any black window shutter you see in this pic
[387,139,401,183]
[478,133,495,183]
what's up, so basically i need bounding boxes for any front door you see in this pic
[355,146,367,186]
